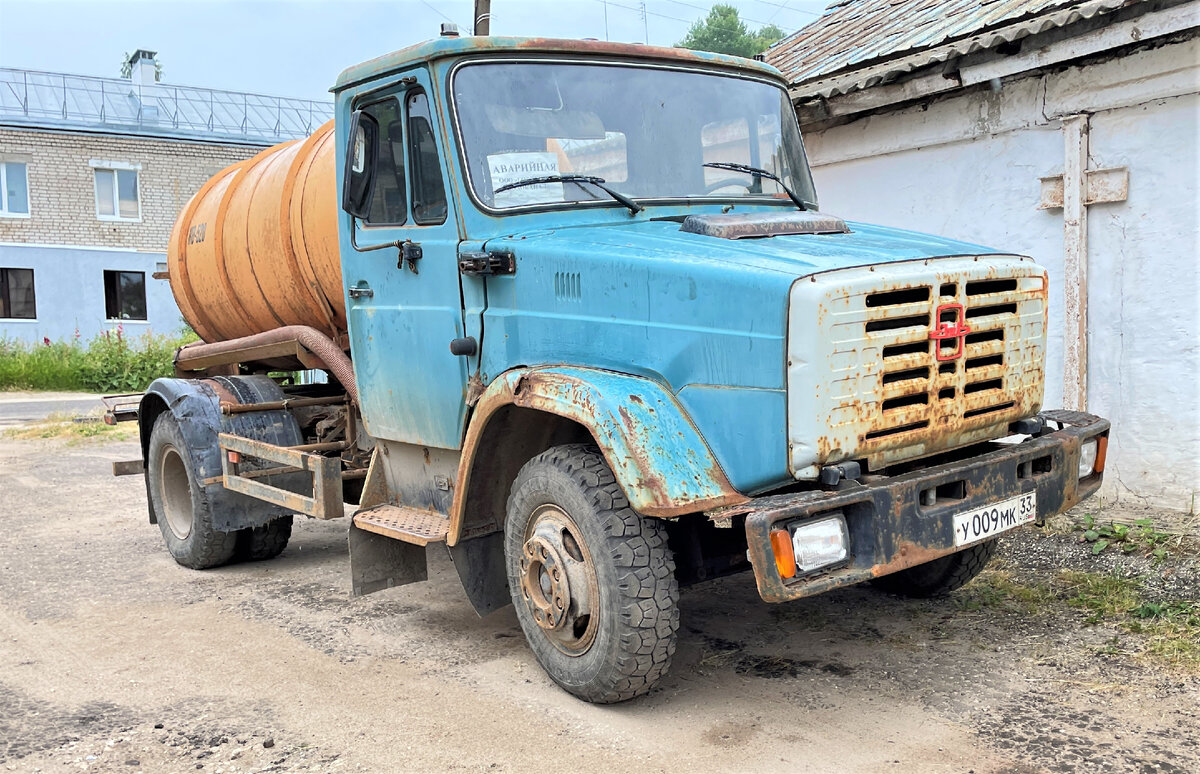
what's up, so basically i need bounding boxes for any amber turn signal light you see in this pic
[1095,435,1108,474]
[770,528,796,579]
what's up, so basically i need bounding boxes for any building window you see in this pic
[0,161,30,217]
[93,165,140,221]
[103,270,147,320]
[0,268,36,319]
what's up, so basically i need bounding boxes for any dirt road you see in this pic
[1,435,1196,773]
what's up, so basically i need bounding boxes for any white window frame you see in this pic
[90,160,142,222]
[0,160,31,219]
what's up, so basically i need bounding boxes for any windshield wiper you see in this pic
[493,174,643,215]
[702,162,808,211]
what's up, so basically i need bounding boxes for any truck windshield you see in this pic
[451,61,818,212]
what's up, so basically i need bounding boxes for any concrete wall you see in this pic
[801,38,1199,512]
[0,243,179,342]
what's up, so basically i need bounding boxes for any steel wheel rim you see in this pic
[159,445,193,540]
[519,503,600,656]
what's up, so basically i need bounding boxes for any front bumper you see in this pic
[737,410,1109,603]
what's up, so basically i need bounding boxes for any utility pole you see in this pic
[639,0,648,43]
[602,0,609,40]
[474,0,491,35]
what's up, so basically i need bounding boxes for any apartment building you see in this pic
[0,50,332,342]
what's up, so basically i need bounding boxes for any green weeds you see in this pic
[0,326,198,393]
[1077,513,1176,560]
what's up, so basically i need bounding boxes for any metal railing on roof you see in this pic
[0,66,333,144]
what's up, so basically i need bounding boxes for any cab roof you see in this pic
[332,36,783,92]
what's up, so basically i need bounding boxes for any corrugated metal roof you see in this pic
[0,67,333,145]
[767,0,1142,97]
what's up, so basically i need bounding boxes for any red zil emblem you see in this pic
[929,303,971,361]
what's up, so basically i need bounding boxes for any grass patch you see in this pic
[4,411,135,444]
[1128,602,1200,667]
[959,567,1199,671]
[1057,572,1200,669]
[1056,570,1142,622]
[954,567,1056,613]
[0,327,198,393]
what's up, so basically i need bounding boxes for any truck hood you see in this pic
[486,217,1004,277]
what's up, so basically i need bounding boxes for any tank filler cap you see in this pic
[441,22,460,37]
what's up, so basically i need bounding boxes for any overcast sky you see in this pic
[0,0,827,103]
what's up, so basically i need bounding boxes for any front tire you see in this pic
[147,413,237,569]
[873,539,997,597]
[504,444,679,703]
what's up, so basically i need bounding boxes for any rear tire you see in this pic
[504,444,679,704]
[873,539,997,597]
[147,413,237,569]
[235,517,293,562]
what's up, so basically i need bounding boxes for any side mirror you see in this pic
[342,110,379,219]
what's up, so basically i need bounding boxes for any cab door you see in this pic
[341,71,467,447]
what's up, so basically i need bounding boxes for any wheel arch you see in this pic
[447,367,748,546]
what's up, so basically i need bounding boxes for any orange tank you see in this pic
[167,120,345,343]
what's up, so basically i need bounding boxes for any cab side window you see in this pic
[406,90,447,225]
[363,98,407,225]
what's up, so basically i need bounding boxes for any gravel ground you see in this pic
[0,435,1196,774]
[999,515,1200,602]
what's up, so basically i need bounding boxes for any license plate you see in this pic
[952,492,1036,546]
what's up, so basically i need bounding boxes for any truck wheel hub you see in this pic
[519,505,599,655]
[520,532,571,630]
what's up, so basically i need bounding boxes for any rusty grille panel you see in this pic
[788,256,1047,479]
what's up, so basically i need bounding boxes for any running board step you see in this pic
[352,505,449,546]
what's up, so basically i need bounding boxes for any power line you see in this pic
[753,0,822,22]
[589,0,814,41]
[660,0,782,28]
[589,0,694,27]
[418,0,473,34]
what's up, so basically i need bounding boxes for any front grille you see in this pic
[787,256,1047,479]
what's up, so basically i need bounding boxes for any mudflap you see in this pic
[348,521,428,597]
[447,532,510,617]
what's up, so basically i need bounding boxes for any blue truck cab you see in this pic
[128,33,1109,703]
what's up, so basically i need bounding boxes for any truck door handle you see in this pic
[459,249,516,277]
[348,285,373,299]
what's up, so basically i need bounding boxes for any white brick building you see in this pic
[0,52,331,342]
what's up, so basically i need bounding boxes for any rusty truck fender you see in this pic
[447,366,749,546]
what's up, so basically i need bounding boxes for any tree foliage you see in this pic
[677,4,786,59]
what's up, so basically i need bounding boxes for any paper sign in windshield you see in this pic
[488,152,562,207]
